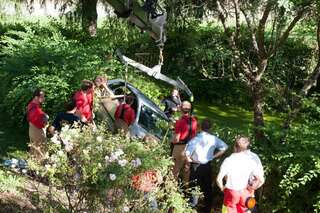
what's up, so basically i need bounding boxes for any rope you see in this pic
[158,45,164,65]
[124,61,128,103]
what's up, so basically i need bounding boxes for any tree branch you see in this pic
[267,10,278,53]
[232,0,241,46]
[216,0,228,34]
[269,6,309,56]
[241,7,259,54]
[257,1,274,58]
[300,19,320,96]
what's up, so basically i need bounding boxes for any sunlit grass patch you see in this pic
[193,101,283,131]
[0,169,25,195]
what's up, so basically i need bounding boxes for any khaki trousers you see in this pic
[172,144,190,184]
[95,98,118,132]
[28,123,46,161]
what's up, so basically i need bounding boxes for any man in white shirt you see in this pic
[185,119,228,212]
[216,136,264,213]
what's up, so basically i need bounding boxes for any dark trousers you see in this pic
[190,162,213,213]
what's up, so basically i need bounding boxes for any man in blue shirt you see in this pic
[185,119,228,212]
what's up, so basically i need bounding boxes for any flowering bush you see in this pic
[28,124,193,212]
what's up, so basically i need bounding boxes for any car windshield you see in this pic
[138,105,169,139]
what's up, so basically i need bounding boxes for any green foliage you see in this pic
[0,13,319,212]
[0,17,167,127]
[0,169,24,196]
[258,121,320,212]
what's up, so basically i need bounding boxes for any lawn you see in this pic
[193,101,283,131]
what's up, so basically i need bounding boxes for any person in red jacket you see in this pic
[172,101,198,184]
[73,80,94,123]
[114,95,136,136]
[27,89,48,161]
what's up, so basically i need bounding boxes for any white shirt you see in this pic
[185,132,228,164]
[245,150,265,186]
[217,150,264,191]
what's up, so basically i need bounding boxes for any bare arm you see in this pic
[172,133,180,144]
[216,172,225,192]
[213,150,227,159]
[247,175,263,191]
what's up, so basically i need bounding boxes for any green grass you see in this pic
[193,101,283,131]
[0,169,25,195]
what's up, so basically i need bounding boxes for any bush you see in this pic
[28,124,193,212]
[257,121,320,212]
[0,18,168,127]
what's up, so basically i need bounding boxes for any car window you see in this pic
[139,105,169,139]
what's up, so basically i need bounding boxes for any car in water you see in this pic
[102,79,170,140]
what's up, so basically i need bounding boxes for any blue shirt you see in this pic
[185,131,228,164]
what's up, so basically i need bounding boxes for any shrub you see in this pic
[28,124,193,212]
[0,18,167,127]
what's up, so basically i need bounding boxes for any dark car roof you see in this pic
[108,79,169,121]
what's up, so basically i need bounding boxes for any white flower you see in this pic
[60,134,71,144]
[109,154,118,162]
[104,155,110,163]
[61,125,70,132]
[50,154,58,163]
[83,149,89,155]
[69,128,80,138]
[109,173,116,181]
[52,163,57,168]
[51,134,61,145]
[98,163,102,168]
[118,159,128,167]
[21,169,27,174]
[132,158,142,168]
[114,149,124,157]
[57,150,64,156]
[96,136,103,142]
[64,143,73,152]
[123,206,130,212]
[45,164,51,171]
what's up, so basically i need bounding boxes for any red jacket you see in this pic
[115,104,136,126]
[27,101,47,129]
[174,114,197,142]
[73,90,93,121]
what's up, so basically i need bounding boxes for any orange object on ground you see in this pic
[131,170,162,192]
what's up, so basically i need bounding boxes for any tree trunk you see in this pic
[81,0,98,37]
[251,58,268,141]
[251,79,265,141]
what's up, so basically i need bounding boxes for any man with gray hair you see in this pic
[216,136,265,213]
